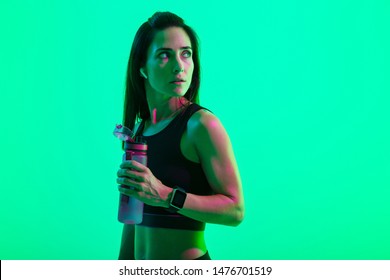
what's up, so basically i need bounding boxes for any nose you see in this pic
[173,56,184,73]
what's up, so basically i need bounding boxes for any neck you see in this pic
[145,92,188,125]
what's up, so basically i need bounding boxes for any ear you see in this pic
[140,68,148,79]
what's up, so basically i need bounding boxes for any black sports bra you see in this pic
[135,103,214,230]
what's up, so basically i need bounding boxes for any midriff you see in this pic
[135,225,207,260]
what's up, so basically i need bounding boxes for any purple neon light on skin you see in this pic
[113,124,135,142]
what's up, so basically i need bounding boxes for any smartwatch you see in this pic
[168,187,187,213]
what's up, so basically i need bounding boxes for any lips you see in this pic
[170,76,186,83]
[170,79,185,83]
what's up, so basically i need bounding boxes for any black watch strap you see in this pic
[168,187,187,213]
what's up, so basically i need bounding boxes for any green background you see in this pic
[1,0,389,260]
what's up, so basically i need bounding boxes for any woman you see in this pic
[117,11,244,260]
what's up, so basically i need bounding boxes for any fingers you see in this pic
[117,169,143,182]
[117,177,141,191]
[117,184,140,198]
[117,160,149,196]
[120,160,147,171]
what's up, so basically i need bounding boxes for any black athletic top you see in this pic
[135,103,214,231]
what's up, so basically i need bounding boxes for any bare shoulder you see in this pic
[187,109,225,137]
[187,109,232,157]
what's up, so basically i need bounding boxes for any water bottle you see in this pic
[114,125,147,224]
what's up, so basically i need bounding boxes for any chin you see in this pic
[160,86,189,98]
[171,89,188,97]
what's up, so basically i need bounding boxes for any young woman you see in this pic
[117,11,244,260]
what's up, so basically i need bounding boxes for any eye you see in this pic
[158,52,169,59]
[182,50,192,58]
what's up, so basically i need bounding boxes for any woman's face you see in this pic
[143,27,194,98]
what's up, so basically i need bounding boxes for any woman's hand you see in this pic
[117,160,171,208]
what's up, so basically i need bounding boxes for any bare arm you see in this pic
[178,110,244,226]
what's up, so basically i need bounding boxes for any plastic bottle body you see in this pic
[118,142,147,224]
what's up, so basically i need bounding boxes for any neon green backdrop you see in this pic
[1,0,389,259]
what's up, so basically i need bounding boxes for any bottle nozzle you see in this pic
[113,124,135,142]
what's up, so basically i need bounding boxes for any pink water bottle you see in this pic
[114,125,147,224]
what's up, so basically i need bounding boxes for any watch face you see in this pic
[172,188,186,209]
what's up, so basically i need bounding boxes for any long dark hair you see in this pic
[123,12,201,132]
